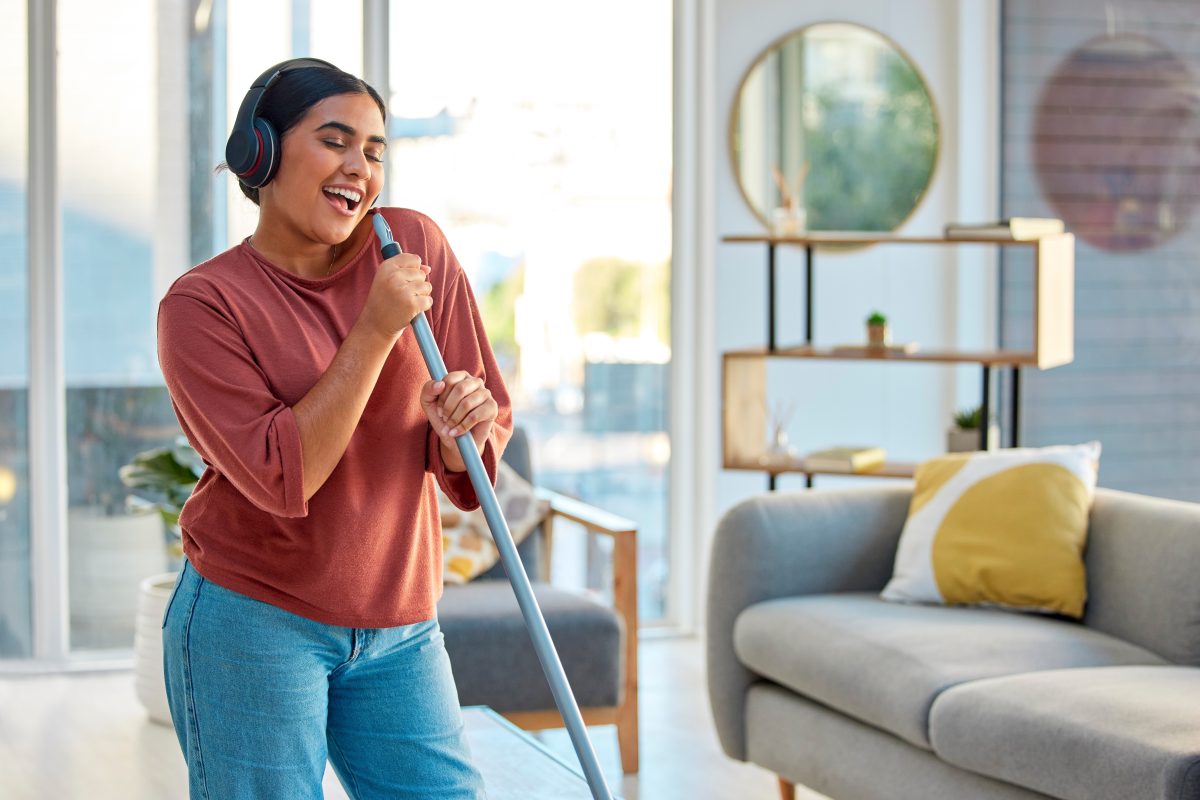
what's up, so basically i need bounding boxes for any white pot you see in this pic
[134,571,179,726]
[946,425,1000,453]
[68,507,167,650]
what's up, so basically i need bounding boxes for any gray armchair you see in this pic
[438,427,640,773]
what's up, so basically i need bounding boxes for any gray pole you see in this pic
[372,214,613,800]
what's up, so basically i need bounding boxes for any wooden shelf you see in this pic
[720,229,1076,489]
[725,457,918,479]
[725,346,1044,367]
[722,231,1069,246]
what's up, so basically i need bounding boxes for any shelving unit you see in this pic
[721,231,1075,490]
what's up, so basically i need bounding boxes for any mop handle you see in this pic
[372,213,613,800]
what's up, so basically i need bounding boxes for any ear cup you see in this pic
[240,117,280,189]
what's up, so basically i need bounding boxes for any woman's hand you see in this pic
[420,371,498,470]
[358,252,433,340]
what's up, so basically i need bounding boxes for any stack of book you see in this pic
[803,446,887,473]
[944,217,1064,240]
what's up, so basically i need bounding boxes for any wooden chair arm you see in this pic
[533,485,638,704]
[534,487,638,539]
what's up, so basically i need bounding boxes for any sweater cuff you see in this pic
[427,427,497,512]
[274,406,309,518]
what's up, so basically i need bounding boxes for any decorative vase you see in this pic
[134,571,180,726]
[771,205,807,236]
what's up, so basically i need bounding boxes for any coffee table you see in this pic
[462,706,621,799]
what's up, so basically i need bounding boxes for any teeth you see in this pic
[324,187,362,203]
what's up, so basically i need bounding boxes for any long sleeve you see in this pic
[157,293,308,518]
[413,216,514,511]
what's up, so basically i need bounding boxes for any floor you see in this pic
[0,636,827,800]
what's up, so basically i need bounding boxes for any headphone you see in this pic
[225,57,339,189]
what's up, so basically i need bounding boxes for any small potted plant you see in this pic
[947,405,998,452]
[866,311,889,348]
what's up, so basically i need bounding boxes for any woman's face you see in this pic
[260,91,387,246]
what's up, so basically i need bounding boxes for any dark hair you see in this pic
[223,66,387,205]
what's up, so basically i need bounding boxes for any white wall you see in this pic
[688,0,998,628]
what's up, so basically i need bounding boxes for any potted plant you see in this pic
[866,310,890,347]
[947,405,998,452]
[119,436,203,726]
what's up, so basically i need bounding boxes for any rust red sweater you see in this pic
[156,208,512,627]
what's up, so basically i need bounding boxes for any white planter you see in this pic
[68,507,167,650]
[134,571,180,726]
[946,425,1000,453]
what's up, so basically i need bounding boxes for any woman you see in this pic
[157,59,510,799]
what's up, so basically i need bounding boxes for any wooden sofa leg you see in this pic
[778,776,795,800]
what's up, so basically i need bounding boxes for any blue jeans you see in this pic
[162,559,485,799]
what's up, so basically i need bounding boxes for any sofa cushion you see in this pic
[732,593,1166,749]
[439,459,549,584]
[930,666,1200,800]
[882,442,1101,618]
[439,581,622,711]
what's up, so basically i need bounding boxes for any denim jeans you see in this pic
[162,559,485,799]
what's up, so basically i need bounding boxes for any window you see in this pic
[0,0,30,659]
[387,0,674,620]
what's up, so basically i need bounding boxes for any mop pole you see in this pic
[372,213,613,800]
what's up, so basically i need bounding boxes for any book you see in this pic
[803,446,887,473]
[944,217,1065,240]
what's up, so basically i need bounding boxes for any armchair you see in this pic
[438,427,640,773]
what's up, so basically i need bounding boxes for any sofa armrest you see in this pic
[706,484,913,760]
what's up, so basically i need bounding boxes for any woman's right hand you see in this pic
[359,253,433,339]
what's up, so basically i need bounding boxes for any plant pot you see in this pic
[133,571,179,726]
[67,506,168,650]
[867,324,890,347]
[947,425,1000,453]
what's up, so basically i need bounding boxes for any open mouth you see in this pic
[323,186,363,215]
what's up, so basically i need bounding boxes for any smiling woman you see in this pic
[156,58,511,799]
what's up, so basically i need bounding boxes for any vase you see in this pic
[771,205,807,236]
[134,571,180,726]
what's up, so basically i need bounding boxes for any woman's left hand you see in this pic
[420,371,498,470]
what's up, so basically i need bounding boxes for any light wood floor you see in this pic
[0,636,827,800]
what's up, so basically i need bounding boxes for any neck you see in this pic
[248,221,349,280]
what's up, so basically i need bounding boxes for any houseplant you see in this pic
[866,311,889,347]
[119,436,203,725]
[947,405,998,452]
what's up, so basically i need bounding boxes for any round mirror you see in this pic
[731,22,940,233]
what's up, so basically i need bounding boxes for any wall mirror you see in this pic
[731,22,940,233]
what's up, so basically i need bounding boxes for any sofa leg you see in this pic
[778,776,795,800]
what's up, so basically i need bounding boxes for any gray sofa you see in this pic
[707,484,1200,800]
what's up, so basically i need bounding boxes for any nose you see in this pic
[343,146,370,178]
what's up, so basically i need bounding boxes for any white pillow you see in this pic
[880,442,1101,618]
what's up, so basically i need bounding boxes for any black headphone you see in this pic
[225,57,339,189]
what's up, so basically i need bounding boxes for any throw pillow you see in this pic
[439,459,550,584]
[880,441,1101,618]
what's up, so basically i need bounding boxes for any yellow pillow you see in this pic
[439,460,550,584]
[880,442,1101,618]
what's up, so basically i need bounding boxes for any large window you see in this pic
[386,0,674,620]
[4,1,674,666]
[0,0,30,659]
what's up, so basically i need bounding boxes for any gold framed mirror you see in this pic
[731,22,940,234]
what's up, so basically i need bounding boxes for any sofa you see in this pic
[707,483,1200,800]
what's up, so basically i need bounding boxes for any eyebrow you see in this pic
[315,121,388,147]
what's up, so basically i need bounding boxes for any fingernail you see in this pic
[449,427,459,437]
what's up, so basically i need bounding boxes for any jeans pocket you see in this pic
[161,561,188,629]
